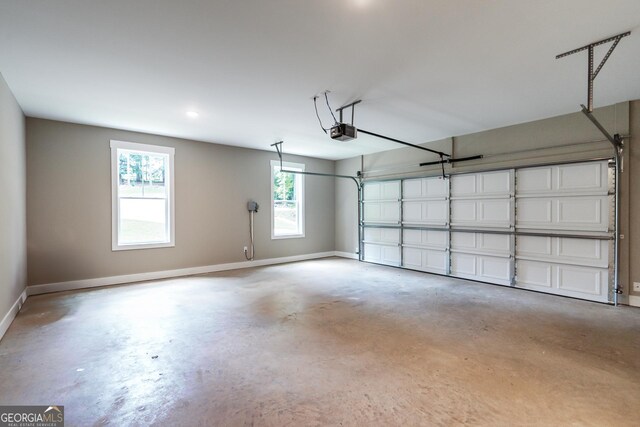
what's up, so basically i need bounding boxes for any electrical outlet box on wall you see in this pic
[633,282,640,293]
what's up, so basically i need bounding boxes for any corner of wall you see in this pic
[0,72,28,341]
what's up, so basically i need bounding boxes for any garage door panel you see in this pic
[450,200,476,222]
[450,175,476,197]
[451,253,476,275]
[364,243,382,262]
[516,196,609,231]
[557,238,608,267]
[516,260,552,287]
[364,202,400,223]
[451,170,512,198]
[382,203,401,222]
[403,247,422,269]
[402,247,447,274]
[516,199,552,226]
[451,253,512,285]
[403,177,449,199]
[383,182,401,199]
[403,179,423,199]
[517,236,608,268]
[556,162,608,194]
[517,161,609,196]
[516,235,553,256]
[364,227,400,245]
[364,181,401,200]
[426,202,448,224]
[403,229,448,249]
[516,260,609,301]
[480,200,512,223]
[451,232,512,257]
[364,243,401,266]
[424,250,448,272]
[481,233,512,254]
[402,200,448,225]
[403,202,422,223]
[479,256,513,282]
[517,168,553,194]
[451,199,513,228]
[557,265,604,295]
[481,170,513,195]
[424,177,448,197]
[402,229,421,245]
[451,232,476,250]
[363,183,381,200]
[556,196,608,230]
[383,246,402,265]
[363,203,381,222]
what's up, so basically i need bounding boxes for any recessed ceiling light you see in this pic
[186,111,199,118]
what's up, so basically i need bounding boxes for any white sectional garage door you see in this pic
[400,176,449,273]
[362,181,401,266]
[361,160,614,303]
[514,161,612,302]
[450,170,515,286]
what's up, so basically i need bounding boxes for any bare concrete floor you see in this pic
[1,258,639,426]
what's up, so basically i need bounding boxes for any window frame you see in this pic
[110,140,175,251]
[270,160,305,240]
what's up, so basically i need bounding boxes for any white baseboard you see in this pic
[629,295,640,308]
[27,251,341,296]
[334,251,359,260]
[0,289,27,342]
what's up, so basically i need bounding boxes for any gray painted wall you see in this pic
[26,118,335,285]
[335,101,639,302]
[0,73,27,318]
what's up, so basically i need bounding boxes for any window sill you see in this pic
[271,234,305,240]
[112,242,175,251]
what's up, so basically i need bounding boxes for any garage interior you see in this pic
[1,1,640,425]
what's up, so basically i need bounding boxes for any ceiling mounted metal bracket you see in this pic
[336,100,362,125]
[271,141,284,170]
[556,31,630,113]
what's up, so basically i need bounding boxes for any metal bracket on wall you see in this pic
[556,31,630,113]
[556,30,630,306]
[419,155,484,179]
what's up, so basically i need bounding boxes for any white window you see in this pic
[271,160,305,239]
[111,140,175,250]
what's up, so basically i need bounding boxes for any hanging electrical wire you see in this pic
[324,91,339,125]
[313,96,328,134]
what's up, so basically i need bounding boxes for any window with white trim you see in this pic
[271,160,305,239]
[111,140,175,250]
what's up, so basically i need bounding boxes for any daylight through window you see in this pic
[111,140,175,250]
[271,160,305,238]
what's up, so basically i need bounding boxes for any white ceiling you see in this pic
[1,1,639,160]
